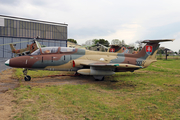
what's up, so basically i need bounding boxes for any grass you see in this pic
[13,69,74,80]
[11,60,180,119]
[156,55,180,60]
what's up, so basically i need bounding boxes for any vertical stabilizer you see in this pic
[10,44,16,53]
[135,39,174,67]
[126,39,174,60]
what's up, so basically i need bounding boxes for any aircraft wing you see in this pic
[87,63,143,68]
[74,60,143,69]
[76,60,143,76]
[88,63,143,68]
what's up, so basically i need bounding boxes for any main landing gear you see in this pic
[22,70,104,81]
[93,76,105,81]
[23,69,31,81]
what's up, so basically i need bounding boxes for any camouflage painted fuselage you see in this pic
[5,39,174,80]
[8,42,159,73]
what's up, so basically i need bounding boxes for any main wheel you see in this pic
[93,76,105,81]
[95,77,104,81]
[24,75,31,81]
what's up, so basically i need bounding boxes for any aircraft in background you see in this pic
[74,42,132,53]
[0,37,42,57]
[108,45,135,53]
[5,39,174,81]
[10,40,41,56]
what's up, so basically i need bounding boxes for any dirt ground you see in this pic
[0,69,105,120]
[0,69,17,120]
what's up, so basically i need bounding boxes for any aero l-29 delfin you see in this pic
[5,39,174,81]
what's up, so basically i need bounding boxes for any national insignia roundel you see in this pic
[110,48,115,52]
[145,45,153,55]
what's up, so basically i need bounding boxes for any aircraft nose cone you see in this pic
[5,59,10,66]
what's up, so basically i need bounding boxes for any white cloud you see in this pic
[0,0,180,51]
[102,24,143,43]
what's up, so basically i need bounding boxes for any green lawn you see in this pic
[11,60,180,120]
[13,69,74,80]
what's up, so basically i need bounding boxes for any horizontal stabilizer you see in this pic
[141,39,174,43]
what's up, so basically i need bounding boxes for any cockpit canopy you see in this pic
[41,47,58,54]
[60,47,75,52]
[31,47,76,55]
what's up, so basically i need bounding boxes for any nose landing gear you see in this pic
[23,69,31,81]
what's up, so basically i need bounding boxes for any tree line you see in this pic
[68,38,179,54]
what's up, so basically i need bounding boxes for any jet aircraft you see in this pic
[0,37,42,57]
[78,43,131,53]
[5,39,174,81]
[10,40,41,56]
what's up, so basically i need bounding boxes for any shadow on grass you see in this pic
[93,72,149,90]
[15,69,150,91]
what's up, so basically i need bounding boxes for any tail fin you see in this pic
[139,39,174,59]
[35,41,41,48]
[117,47,129,53]
[125,39,174,59]
[131,39,174,67]
[10,44,16,53]
[109,46,129,53]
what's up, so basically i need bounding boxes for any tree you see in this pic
[111,39,121,45]
[92,39,99,45]
[68,39,77,44]
[85,40,94,46]
[157,49,164,54]
[111,39,126,46]
[135,40,146,51]
[157,47,165,54]
[93,39,110,47]
[122,40,125,45]
[135,40,143,48]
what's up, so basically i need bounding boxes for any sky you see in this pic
[0,0,180,52]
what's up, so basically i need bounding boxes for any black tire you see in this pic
[24,75,31,81]
[95,77,104,81]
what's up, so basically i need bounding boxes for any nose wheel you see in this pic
[24,75,31,81]
[23,69,31,81]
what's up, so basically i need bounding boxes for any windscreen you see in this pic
[31,49,40,55]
